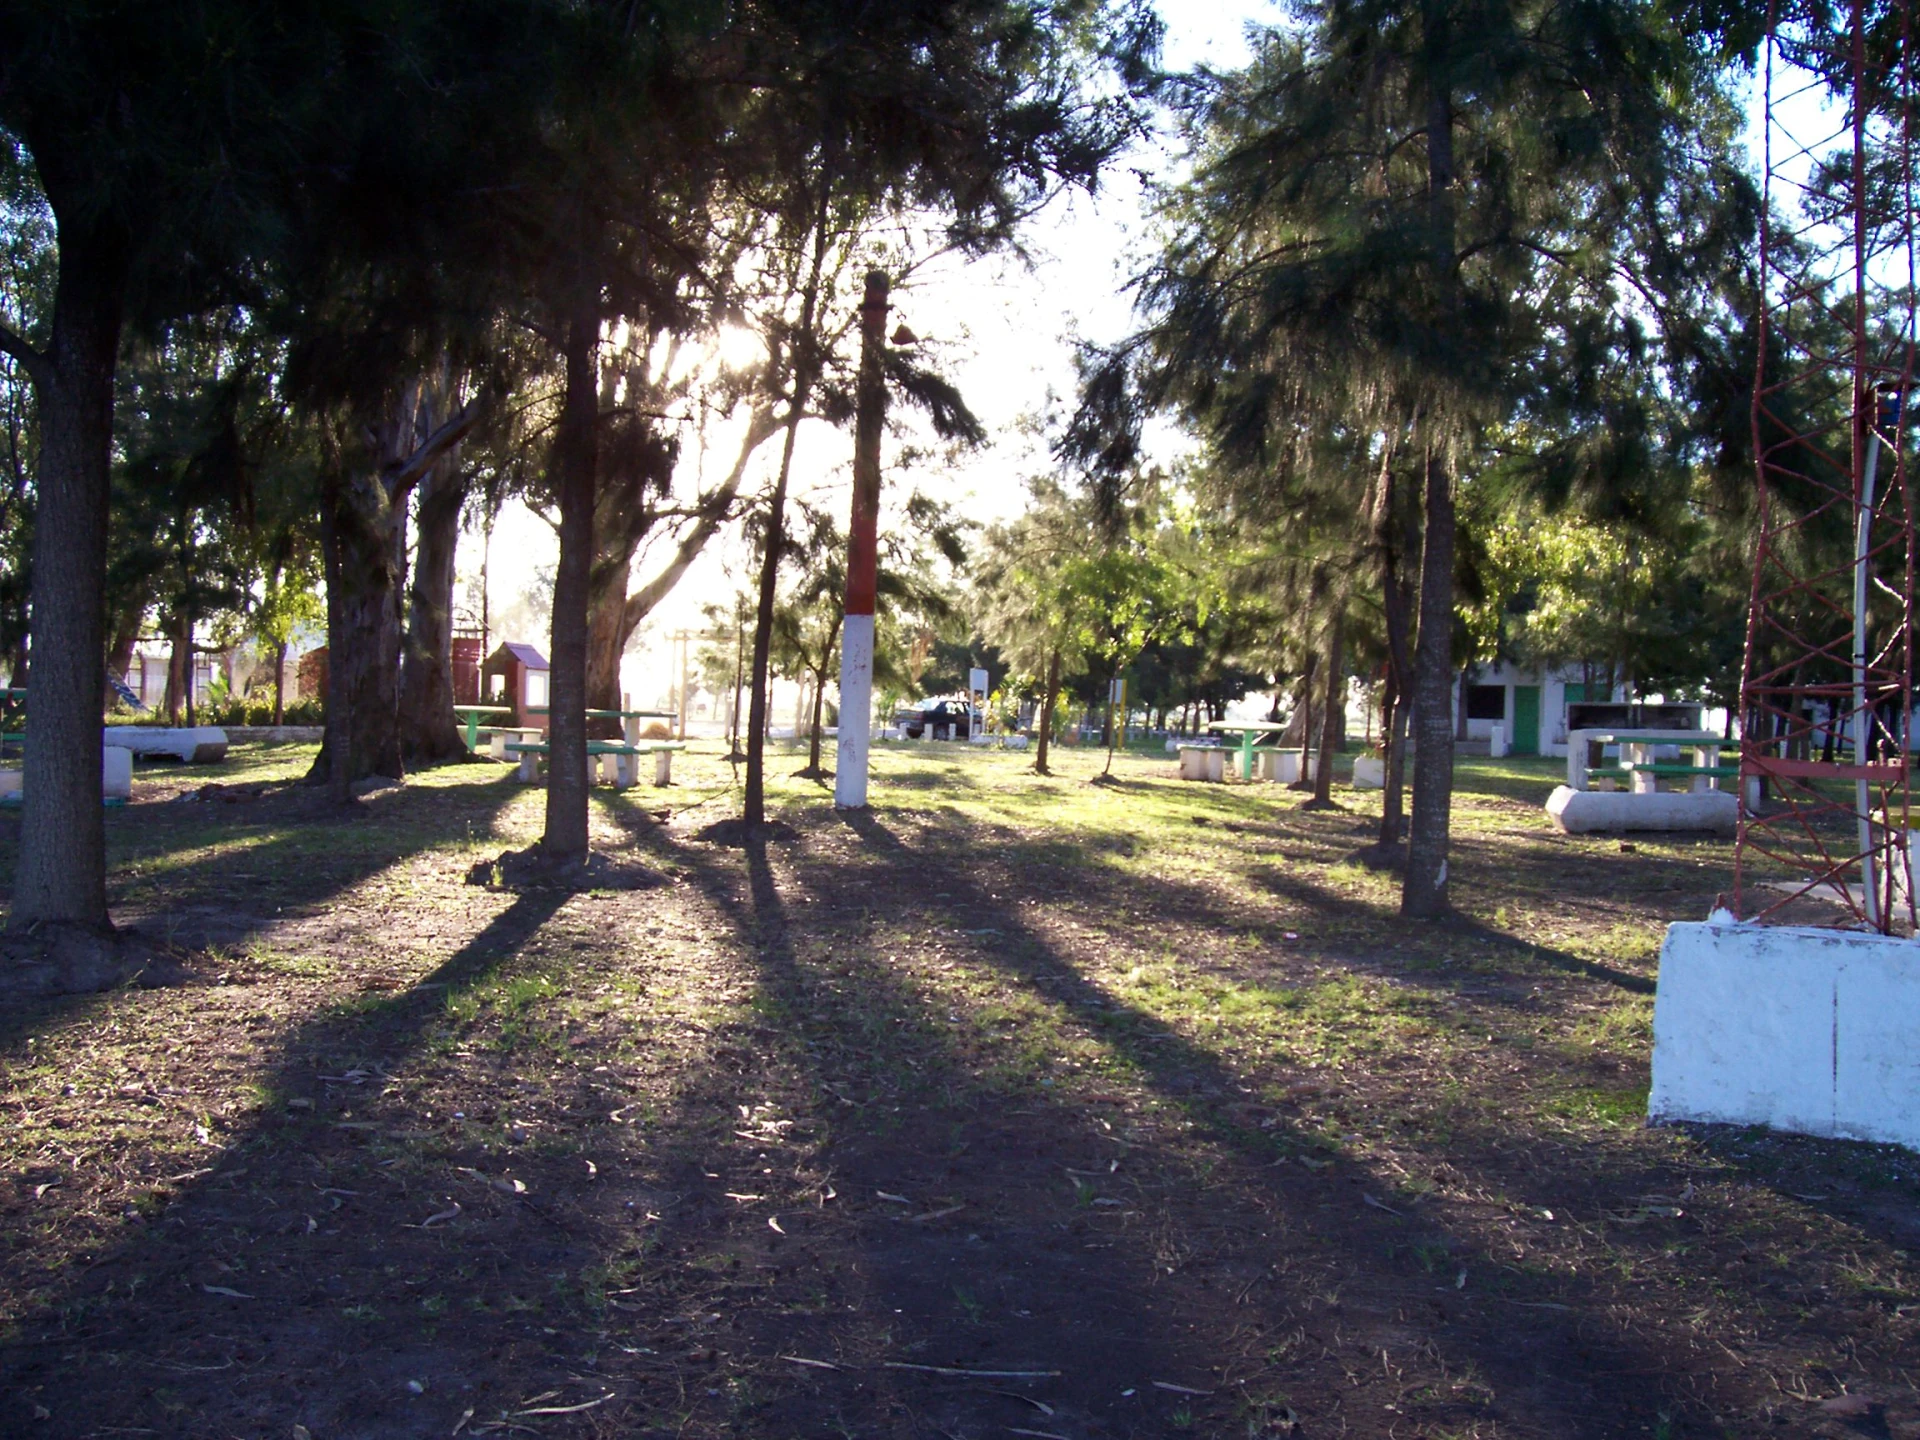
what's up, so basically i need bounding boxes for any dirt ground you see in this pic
[0,740,1915,1440]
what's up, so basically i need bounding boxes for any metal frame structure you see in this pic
[1736,0,1918,928]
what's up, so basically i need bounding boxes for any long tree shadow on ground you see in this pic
[640,807,1757,1438]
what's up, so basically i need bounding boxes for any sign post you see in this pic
[968,667,989,741]
[835,271,890,808]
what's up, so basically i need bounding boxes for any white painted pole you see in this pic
[835,613,875,808]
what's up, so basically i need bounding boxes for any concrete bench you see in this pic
[0,745,133,804]
[485,726,544,761]
[1178,744,1226,782]
[507,740,685,788]
[102,726,228,764]
[1587,762,1740,794]
[1547,784,1737,834]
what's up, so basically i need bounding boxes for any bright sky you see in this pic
[466,3,1274,709]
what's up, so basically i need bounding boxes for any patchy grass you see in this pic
[0,738,1913,1438]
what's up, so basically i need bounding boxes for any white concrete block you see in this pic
[1651,920,1920,1148]
[1489,723,1507,758]
[101,745,132,800]
[1178,746,1218,781]
[0,769,19,799]
[1545,784,1736,835]
[1351,755,1385,789]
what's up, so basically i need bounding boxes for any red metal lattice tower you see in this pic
[1736,0,1920,928]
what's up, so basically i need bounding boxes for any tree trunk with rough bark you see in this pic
[806,660,829,773]
[541,303,600,861]
[1404,447,1457,916]
[310,380,481,794]
[1402,46,1460,918]
[398,457,472,765]
[584,549,632,735]
[164,610,192,724]
[310,456,407,791]
[8,226,124,936]
[273,639,288,725]
[1034,647,1061,776]
[1373,436,1417,848]
[1308,596,1346,807]
[1287,651,1319,789]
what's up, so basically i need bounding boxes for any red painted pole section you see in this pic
[835,270,890,809]
[844,271,889,620]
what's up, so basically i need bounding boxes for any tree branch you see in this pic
[385,394,489,494]
[0,319,51,391]
[621,404,781,635]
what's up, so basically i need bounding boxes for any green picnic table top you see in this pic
[1208,721,1291,778]
[453,704,514,750]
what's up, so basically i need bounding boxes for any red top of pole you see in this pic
[845,270,890,619]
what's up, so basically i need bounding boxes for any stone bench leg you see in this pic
[516,752,540,783]
[611,752,636,789]
[653,750,673,786]
[489,734,509,761]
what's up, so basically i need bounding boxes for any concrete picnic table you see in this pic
[453,704,513,751]
[591,708,678,744]
[1208,720,1291,780]
[1565,728,1727,793]
[525,707,679,745]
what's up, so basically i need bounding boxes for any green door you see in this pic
[1511,685,1541,755]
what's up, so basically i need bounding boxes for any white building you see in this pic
[1453,662,1620,758]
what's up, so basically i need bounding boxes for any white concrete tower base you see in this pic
[1650,919,1920,1149]
[834,613,875,808]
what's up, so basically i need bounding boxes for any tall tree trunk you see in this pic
[1372,430,1416,847]
[1308,595,1347,807]
[730,621,745,759]
[1402,38,1459,917]
[164,611,192,725]
[745,163,835,831]
[273,639,288,725]
[310,380,481,794]
[1404,447,1457,916]
[310,453,407,791]
[542,301,601,861]
[10,227,124,935]
[398,456,472,765]
[1034,646,1061,776]
[806,662,828,773]
[583,549,632,734]
[1288,651,1319,789]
